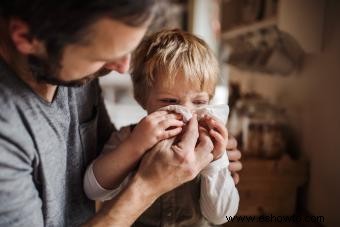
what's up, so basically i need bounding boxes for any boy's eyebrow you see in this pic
[194,93,209,97]
[156,92,178,97]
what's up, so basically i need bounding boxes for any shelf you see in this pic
[222,17,277,41]
[221,0,324,53]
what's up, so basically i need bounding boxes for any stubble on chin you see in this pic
[28,54,112,87]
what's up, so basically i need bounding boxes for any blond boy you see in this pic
[84,29,239,226]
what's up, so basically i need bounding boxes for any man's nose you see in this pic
[104,54,131,74]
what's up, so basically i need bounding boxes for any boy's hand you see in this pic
[129,110,184,152]
[199,116,242,184]
[199,116,228,160]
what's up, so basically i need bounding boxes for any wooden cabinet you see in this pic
[236,155,308,216]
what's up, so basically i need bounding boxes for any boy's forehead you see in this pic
[153,74,203,93]
[148,67,216,97]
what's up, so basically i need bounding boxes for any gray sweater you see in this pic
[0,60,114,226]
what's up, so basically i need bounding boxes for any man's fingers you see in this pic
[195,130,214,168]
[232,172,240,185]
[176,115,199,150]
[228,161,243,172]
[227,149,242,162]
[226,136,238,150]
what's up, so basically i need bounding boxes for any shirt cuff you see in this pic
[201,151,229,176]
[84,161,134,201]
[84,162,115,200]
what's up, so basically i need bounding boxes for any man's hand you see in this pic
[226,135,242,184]
[198,116,228,160]
[135,115,214,196]
[129,110,184,152]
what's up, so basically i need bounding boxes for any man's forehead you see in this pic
[85,18,147,58]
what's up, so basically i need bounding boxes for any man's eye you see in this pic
[160,99,178,104]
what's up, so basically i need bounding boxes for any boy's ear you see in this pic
[9,18,44,56]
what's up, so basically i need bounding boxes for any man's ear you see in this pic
[9,18,44,56]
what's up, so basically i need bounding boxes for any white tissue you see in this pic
[158,105,229,125]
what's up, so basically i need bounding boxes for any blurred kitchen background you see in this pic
[99,0,340,226]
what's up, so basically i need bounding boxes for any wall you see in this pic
[228,0,340,226]
[190,0,219,53]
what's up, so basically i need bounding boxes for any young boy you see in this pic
[84,29,239,226]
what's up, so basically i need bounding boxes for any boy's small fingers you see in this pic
[163,127,182,139]
[157,113,182,121]
[209,129,225,144]
[160,119,184,129]
[210,120,228,138]
[150,110,169,118]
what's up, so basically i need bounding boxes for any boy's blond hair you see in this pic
[131,29,219,108]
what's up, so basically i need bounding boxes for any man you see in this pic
[0,1,242,226]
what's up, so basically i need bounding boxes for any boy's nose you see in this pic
[104,54,131,74]
[181,102,196,112]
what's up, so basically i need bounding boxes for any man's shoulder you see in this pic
[0,68,37,148]
[0,71,30,119]
[0,79,19,118]
[0,83,35,161]
[0,84,28,133]
[0,62,29,111]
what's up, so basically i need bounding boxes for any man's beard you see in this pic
[28,55,112,87]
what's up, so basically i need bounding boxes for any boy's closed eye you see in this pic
[159,98,178,104]
[159,98,208,106]
[193,100,208,106]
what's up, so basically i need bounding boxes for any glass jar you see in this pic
[229,96,287,159]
